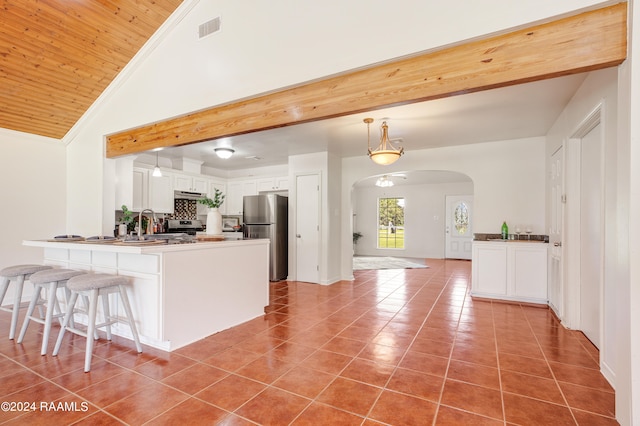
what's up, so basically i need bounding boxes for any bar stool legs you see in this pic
[53,273,142,372]
[17,268,85,355]
[0,265,52,339]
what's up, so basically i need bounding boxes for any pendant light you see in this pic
[364,118,404,165]
[152,152,162,177]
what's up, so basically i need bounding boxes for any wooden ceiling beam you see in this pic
[106,3,627,158]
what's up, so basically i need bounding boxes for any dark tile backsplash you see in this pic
[174,199,197,220]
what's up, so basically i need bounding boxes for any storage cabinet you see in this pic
[148,173,174,213]
[257,176,289,192]
[132,167,147,212]
[173,173,208,193]
[471,241,548,304]
[226,180,257,215]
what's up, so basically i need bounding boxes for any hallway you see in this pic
[0,259,616,424]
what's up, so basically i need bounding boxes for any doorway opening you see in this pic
[352,170,474,265]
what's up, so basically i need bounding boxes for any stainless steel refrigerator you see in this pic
[243,194,288,281]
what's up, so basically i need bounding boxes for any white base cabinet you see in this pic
[25,239,270,351]
[471,241,548,304]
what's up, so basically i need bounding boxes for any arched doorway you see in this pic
[351,170,474,263]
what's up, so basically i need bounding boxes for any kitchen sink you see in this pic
[117,233,196,245]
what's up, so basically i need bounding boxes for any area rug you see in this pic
[353,256,428,270]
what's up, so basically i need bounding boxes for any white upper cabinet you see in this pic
[256,176,289,192]
[226,180,257,216]
[132,167,148,212]
[173,173,208,193]
[148,172,174,213]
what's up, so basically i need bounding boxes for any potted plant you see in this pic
[199,189,225,235]
[353,231,363,245]
[120,205,135,235]
[198,188,225,209]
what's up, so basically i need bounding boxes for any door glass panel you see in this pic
[454,202,469,235]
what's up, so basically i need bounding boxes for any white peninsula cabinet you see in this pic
[24,239,270,351]
[471,241,548,304]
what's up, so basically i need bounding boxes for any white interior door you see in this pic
[296,173,320,283]
[580,123,603,348]
[549,146,564,317]
[445,195,473,260]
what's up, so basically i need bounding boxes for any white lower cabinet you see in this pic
[471,241,548,304]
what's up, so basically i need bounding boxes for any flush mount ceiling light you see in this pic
[375,175,394,187]
[214,147,235,159]
[152,152,162,177]
[364,118,404,166]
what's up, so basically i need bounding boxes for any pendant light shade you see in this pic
[215,147,235,159]
[152,152,162,177]
[365,118,404,166]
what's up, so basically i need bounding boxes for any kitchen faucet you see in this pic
[138,209,157,239]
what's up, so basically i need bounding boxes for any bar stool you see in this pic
[53,273,142,372]
[17,268,86,355]
[0,264,53,339]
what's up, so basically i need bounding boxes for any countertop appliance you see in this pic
[243,194,288,281]
[164,219,204,235]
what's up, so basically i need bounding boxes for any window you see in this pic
[454,201,470,234]
[378,197,405,249]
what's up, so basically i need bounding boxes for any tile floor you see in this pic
[0,259,617,425]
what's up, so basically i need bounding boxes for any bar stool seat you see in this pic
[17,268,86,355]
[0,264,53,339]
[53,273,142,372]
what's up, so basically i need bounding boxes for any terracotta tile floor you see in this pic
[0,259,617,425]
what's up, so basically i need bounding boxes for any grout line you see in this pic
[524,303,579,425]
[493,301,508,426]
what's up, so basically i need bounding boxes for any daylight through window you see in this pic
[378,197,405,249]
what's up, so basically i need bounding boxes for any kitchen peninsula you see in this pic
[23,238,269,351]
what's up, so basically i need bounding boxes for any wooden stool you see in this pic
[53,273,142,372]
[0,264,53,339]
[17,268,86,355]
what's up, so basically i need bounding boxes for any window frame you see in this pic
[377,196,405,250]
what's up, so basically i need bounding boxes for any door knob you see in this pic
[296,234,301,238]
[554,242,562,247]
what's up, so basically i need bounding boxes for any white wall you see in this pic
[341,136,546,279]
[354,181,473,258]
[545,68,619,383]
[58,0,609,236]
[0,129,66,269]
[6,0,628,419]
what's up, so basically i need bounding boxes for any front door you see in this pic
[445,195,473,260]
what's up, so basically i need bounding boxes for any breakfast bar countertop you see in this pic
[23,237,264,254]
[23,237,270,351]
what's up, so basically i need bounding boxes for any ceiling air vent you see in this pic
[199,17,221,39]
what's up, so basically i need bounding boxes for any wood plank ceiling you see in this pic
[106,3,626,158]
[0,0,183,139]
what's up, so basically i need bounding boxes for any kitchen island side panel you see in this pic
[161,242,270,349]
[25,239,270,351]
